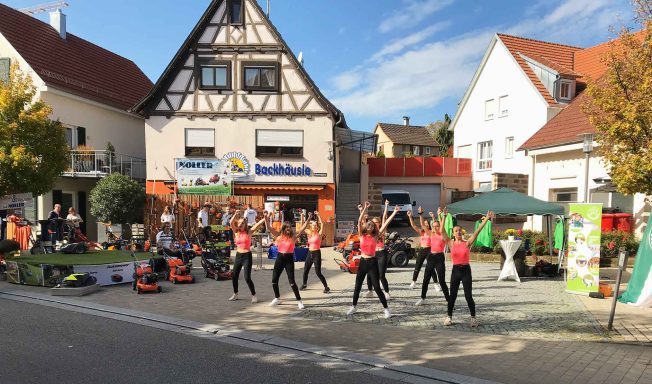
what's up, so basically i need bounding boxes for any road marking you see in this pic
[0,288,502,384]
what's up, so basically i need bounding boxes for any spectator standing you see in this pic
[244,204,257,227]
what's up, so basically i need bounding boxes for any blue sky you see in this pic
[6,0,634,131]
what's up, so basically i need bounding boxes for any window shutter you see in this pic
[185,129,215,147]
[256,130,303,147]
[77,127,86,146]
[0,58,9,83]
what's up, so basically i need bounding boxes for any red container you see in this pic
[601,213,615,232]
[614,213,633,233]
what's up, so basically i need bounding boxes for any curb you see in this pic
[0,288,502,384]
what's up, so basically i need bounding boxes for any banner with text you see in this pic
[566,203,603,295]
[176,159,232,195]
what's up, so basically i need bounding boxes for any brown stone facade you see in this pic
[492,173,529,194]
[367,183,384,218]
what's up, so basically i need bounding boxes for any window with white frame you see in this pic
[185,128,215,157]
[457,144,472,159]
[412,146,420,156]
[559,81,572,100]
[485,99,495,120]
[505,137,514,158]
[424,146,431,155]
[550,188,578,202]
[499,95,509,117]
[256,129,303,157]
[477,141,493,170]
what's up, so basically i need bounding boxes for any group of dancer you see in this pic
[222,202,494,327]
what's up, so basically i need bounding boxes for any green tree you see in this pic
[0,64,69,196]
[89,173,145,224]
[583,1,652,195]
[426,113,453,157]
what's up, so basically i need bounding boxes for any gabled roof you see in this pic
[497,33,582,104]
[0,4,152,111]
[132,0,347,128]
[375,123,439,147]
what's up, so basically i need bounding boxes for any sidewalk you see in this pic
[2,248,650,384]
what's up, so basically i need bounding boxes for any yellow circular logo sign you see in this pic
[222,152,250,177]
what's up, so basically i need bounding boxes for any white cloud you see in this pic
[378,0,454,33]
[371,21,451,62]
[331,0,630,118]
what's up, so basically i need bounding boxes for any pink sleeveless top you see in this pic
[430,233,446,253]
[359,235,377,256]
[420,232,431,247]
[234,232,251,250]
[376,234,385,250]
[451,241,470,265]
[308,234,321,250]
[277,236,295,254]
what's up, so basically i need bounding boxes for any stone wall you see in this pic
[367,183,384,218]
[492,173,529,194]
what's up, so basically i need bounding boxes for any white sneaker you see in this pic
[384,292,391,300]
[383,308,392,319]
[444,316,452,326]
[251,295,258,303]
[415,298,425,306]
[269,298,281,306]
[410,281,416,289]
[297,301,305,310]
[364,290,374,298]
[470,317,479,328]
[434,283,442,292]
[346,306,357,316]
[228,293,238,301]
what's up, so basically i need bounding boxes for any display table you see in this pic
[498,239,522,282]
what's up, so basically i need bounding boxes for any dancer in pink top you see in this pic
[300,211,330,293]
[407,207,438,290]
[347,201,399,319]
[227,210,267,303]
[265,211,311,309]
[440,208,495,327]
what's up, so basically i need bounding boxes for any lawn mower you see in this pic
[165,256,195,284]
[334,233,360,253]
[334,245,361,274]
[60,273,97,288]
[200,249,233,280]
[132,255,162,294]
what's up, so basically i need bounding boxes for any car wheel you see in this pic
[391,251,409,268]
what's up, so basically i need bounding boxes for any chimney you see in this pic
[50,9,67,39]
[403,116,410,126]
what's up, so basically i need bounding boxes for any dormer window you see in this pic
[559,80,572,100]
[228,0,244,25]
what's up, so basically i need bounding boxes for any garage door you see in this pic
[379,184,441,215]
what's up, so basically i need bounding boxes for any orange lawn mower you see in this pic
[165,256,195,284]
[132,255,162,294]
[334,248,362,274]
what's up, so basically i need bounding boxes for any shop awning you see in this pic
[235,184,325,191]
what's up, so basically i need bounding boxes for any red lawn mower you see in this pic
[132,257,162,294]
[165,256,195,284]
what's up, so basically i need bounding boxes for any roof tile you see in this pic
[376,123,439,147]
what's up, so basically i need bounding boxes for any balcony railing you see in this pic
[368,157,472,177]
[63,150,146,180]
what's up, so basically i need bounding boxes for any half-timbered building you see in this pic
[133,0,348,243]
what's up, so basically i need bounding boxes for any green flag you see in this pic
[554,217,565,250]
[443,213,454,238]
[619,214,652,304]
[474,220,493,248]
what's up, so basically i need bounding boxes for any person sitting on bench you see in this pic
[156,222,182,258]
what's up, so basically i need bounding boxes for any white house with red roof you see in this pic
[452,32,647,234]
[0,5,152,240]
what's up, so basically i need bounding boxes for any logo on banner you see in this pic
[222,152,251,177]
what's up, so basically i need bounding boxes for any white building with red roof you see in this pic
[0,4,152,240]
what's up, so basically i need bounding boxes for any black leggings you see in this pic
[421,253,450,301]
[413,247,437,282]
[233,252,255,295]
[272,253,301,300]
[367,249,389,293]
[353,257,388,308]
[447,264,475,317]
[303,250,328,288]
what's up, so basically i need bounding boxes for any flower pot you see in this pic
[508,235,515,241]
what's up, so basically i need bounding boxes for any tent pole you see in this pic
[547,215,554,263]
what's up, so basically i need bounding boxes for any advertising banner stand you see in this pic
[176,159,232,195]
[566,203,603,295]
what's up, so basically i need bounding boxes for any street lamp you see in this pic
[581,133,594,203]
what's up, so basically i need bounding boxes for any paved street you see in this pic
[0,299,405,384]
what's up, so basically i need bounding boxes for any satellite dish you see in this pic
[297,51,304,66]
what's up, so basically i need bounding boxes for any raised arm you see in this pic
[295,212,313,239]
[467,211,494,247]
[357,202,370,236]
[250,217,266,233]
[407,210,421,235]
[437,208,451,245]
[316,211,324,236]
[379,205,400,235]
[265,211,280,238]
[419,207,432,236]
[381,199,389,226]
[229,209,240,229]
